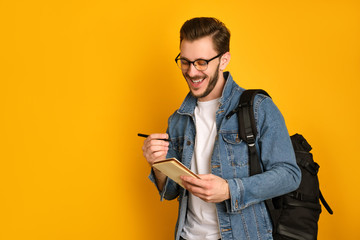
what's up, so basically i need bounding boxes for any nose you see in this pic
[186,63,200,77]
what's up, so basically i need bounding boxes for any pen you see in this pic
[137,133,171,142]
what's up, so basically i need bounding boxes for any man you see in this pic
[142,17,301,240]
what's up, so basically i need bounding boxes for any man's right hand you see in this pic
[142,133,169,165]
[141,133,169,190]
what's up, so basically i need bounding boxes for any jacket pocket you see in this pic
[221,133,249,173]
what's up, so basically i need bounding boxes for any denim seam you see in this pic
[251,205,262,240]
[254,95,270,140]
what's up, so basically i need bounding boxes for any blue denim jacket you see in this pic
[149,72,301,240]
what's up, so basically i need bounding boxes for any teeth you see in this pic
[192,78,204,83]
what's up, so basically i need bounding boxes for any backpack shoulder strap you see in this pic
[237,89,270,175]
[238,89,270,145]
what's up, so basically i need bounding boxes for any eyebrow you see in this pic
[179,56,208,61]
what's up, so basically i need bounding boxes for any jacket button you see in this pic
[187,140,191,146]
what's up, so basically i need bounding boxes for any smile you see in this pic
[191,78,205,83]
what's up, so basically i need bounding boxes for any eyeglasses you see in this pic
[175,52,223,71]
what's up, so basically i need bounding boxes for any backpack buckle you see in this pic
[246,134,255,146]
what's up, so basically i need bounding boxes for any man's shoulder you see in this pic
[167,107,189,125]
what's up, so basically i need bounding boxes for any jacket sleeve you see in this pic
[148,113,181,201]
[225,96,301,212]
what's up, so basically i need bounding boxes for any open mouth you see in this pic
[191,77,205,84]
[184,73,208,89]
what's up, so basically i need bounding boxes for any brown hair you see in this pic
[180,17,230,54]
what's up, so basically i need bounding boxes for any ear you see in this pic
[219,52,231,71]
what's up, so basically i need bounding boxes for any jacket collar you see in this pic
[177,71,237,115]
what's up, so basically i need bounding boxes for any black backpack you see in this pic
[226,89,333,240]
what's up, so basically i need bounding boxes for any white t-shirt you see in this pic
[181,98,221,240]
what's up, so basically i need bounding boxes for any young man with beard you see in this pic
[141,17,301,240]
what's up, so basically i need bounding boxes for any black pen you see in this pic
[137,133,171,142]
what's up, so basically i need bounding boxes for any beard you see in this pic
[183,63,220,100]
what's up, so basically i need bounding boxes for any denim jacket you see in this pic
[149,72,301,240]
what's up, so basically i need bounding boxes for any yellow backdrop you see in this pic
[1,0,359,239]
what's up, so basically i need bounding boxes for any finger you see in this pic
[144,149,168,162]
[182,182,216,202]
[196,174,216,180]
[181,179,211,198]
[144,137,169,146]
[143,141,169,156]
[181,176,207,188]
[182,180,206,194]
[148,133,169,142]
[142,133,168,146]
[182,182,213,201]
[147,145,168,153]
[144,140,169,151]
[143,144,168,164]
[149,150,168,160]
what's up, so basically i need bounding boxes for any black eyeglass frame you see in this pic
[174,52,224,71]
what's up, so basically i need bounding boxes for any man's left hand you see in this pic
[181,174,230,203]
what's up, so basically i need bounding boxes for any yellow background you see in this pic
[1,0,359,239]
